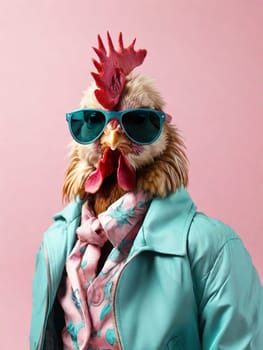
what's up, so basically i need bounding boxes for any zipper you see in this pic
[36,243,51,350]
[112,249,147,350]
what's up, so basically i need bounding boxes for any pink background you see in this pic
[0,0,262,347]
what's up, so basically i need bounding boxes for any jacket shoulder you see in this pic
[187,213,239,299]
[188,212,238,262]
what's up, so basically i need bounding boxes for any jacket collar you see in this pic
[53,198,82,223]
[54,188,196,257]
[133,187,196,256]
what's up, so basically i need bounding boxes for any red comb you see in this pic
[91,32,147,110]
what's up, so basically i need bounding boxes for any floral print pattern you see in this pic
[58,192,151,350]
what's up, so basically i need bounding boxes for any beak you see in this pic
[101,125,130,151]
[106,129,122,150]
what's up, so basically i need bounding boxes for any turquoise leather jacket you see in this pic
[30,188,263,349]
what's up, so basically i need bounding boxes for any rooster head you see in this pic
[62,33,188,208]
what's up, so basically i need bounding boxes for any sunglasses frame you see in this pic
[66,108,166,145]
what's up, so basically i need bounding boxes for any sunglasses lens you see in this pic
[122,110,161,144]
[70,110,105,143]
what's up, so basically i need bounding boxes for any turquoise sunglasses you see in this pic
[66,108,166,145]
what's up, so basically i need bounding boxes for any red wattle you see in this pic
[84,148,136,194]
[117,150,136,191]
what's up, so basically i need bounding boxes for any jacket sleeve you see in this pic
[199,237,263,349]
[30,241,49,350]
[30,219,68,350]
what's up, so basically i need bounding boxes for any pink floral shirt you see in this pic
[58,192,151,350]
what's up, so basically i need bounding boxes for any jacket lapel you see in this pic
[131,188,197,256]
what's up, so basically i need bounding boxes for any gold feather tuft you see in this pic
[136,122,188,197]
[62,142,99,203]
